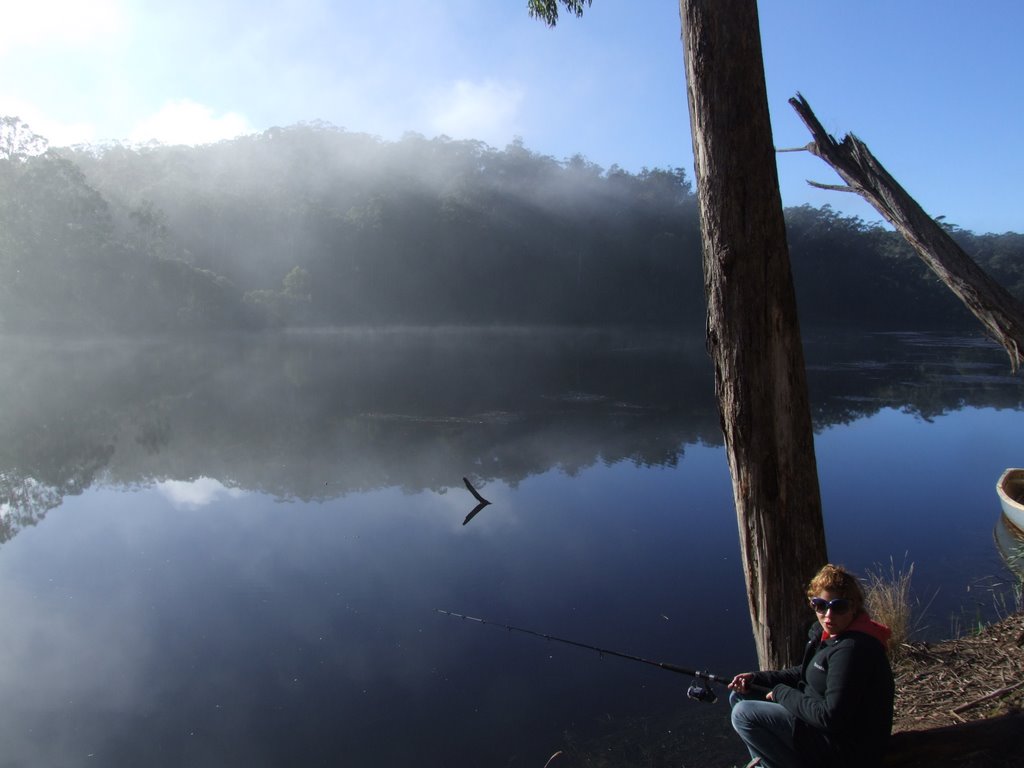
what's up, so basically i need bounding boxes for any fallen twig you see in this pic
[951,679,1024,715]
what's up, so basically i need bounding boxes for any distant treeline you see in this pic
[1,116,1022,334]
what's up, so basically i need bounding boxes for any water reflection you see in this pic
[0,328,1022,766]
[995,514,1024,578]
[1,328,1020,540]
[0,457,749,766]
[461,477,492,525]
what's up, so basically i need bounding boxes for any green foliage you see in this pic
[784,204,988,329]
[51,125,706,328]
[0,146,264,334]
[527,0,592,27]
[0,116,1021,334]
[0,152,120,331]
[151,258,257,330]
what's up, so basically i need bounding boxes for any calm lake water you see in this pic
[1,327,1022,767]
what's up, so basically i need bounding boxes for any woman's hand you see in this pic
[728,673,754,692]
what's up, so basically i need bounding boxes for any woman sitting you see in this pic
[728,563,895,768]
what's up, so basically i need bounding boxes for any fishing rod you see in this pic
[436,609,767,703]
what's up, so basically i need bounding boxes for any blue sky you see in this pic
[2,0,1021,233]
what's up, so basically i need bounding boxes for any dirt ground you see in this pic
[890,610,1024,731]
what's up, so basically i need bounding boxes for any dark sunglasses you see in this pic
[809,597,851,615]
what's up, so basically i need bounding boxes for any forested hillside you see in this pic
[1,116,1021,334]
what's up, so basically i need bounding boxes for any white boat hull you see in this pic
[997,468,1024,534]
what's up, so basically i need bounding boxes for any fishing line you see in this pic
[436,609,767,702]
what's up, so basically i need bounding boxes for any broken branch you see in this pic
[788,93,1024,372]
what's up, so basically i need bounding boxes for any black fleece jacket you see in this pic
[749,620,895,768]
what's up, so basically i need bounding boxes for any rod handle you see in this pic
[661,663,771,694]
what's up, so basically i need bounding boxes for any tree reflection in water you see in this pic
[1,328,1018,538]
[0,328,1021,767]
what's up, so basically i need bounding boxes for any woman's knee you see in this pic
[728,690,744,708]
[731,699,756,730]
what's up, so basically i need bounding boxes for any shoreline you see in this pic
[553,610,1024,767]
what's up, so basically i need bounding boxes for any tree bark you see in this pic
[678,1,828,667]
[789,93,1024,373]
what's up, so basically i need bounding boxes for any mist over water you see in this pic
[1,328,1022,766]
[4,120,1022,342]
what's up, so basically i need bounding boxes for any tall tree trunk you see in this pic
[789,94,1024,373]
[679,0,828,667]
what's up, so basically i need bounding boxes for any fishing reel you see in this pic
[686,678,718,704]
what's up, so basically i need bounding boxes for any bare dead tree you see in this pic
[680,2,828,668]
[788,93,1024,373]
[531,1,839,670]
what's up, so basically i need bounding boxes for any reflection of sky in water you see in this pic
[816,406,1024,624]
[156,477,248,508]
[1,406,1022,765]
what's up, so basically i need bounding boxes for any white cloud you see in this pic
[0,96,98,147]
[156,477,246,509]
[427,79,524,145]
[129,99,255,146]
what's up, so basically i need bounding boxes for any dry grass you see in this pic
[862,557,1024,732]
[864,557,919,654]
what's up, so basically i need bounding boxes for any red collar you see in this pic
[821,611,892,647]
